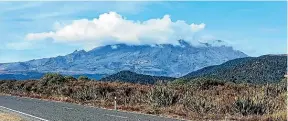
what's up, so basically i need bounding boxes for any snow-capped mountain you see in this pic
[0,40,247,77]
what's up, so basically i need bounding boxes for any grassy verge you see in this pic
[0,112,25,121]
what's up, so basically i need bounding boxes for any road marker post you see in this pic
[114,96,117,110]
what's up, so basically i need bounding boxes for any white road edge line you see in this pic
[63,107,73,110]
[0,106,49,121]
[103,114,128,119]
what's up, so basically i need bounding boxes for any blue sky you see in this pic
[0,1,286,63]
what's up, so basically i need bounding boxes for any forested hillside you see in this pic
[182,55,287,84]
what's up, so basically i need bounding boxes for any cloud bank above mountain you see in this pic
[26,12,206,49]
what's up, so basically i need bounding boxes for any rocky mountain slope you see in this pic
[0,40,247,78]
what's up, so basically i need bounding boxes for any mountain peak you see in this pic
[215,40,223,42]
[178,39,190,46]
[71,49,86,55]
[200,40,229,47]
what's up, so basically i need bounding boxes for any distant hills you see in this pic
[181,55,287,84]
[0,54,285,84]
[99,55,287,84]
[0,71,104,80]
[0,40,247,78]
[100,70,176,84]
[0,71,44,80]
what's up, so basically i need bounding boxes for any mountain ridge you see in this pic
[0,40,247,78]
[100,70,176,84]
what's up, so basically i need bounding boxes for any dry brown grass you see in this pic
[0,113,24,121]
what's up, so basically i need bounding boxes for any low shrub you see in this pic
[71,87,98,101]
[169,79,187,85]
[40,73,66,86]
[183,92,217,114]
[64,76,77,81]
[148,86,177,107]
[233,96,266,116]
[78,76,90,81]
[190,78,225,90]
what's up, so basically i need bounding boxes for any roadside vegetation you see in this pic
[0,73,286,120]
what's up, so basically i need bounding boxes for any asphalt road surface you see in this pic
[0,95,184,121]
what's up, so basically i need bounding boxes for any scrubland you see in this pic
[0,73,286,120]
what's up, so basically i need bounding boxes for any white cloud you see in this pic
[26,12,206,49]
[191,23,205,32]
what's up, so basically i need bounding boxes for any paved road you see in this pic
[0,95,184,121]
